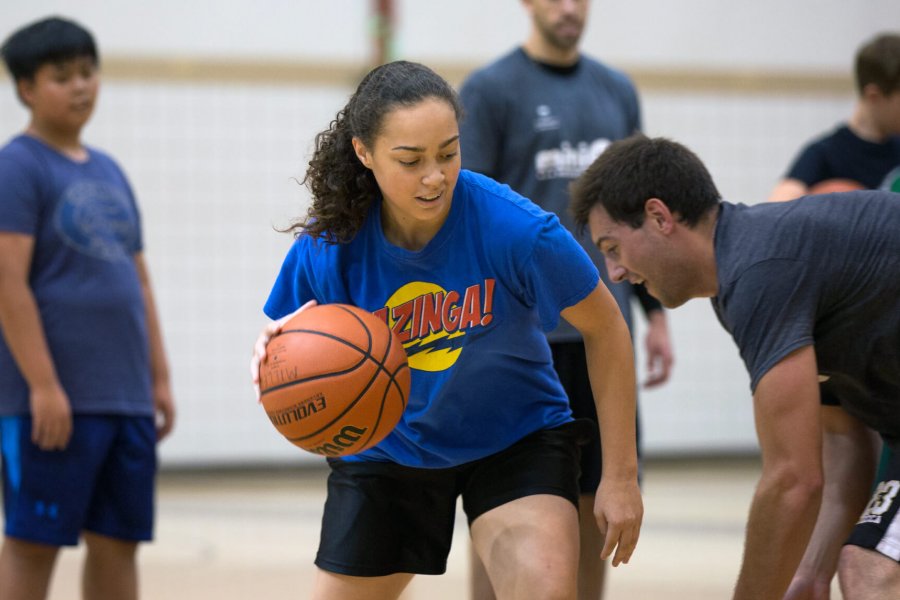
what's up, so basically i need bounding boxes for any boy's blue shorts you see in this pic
[0,414,157,546]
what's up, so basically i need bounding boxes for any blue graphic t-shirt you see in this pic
[264,170,600,467]
[0,135,152,416]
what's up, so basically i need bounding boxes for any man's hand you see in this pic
[643,310,673,388]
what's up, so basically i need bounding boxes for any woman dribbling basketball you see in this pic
[250,60,642,600]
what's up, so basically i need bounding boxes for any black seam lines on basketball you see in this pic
[262,303,374,397]
[371,307,409,413]
[286,350,396,444]
[260,329,371,396]
[352,318,391,451]
[355,316,409,450]
[276,311,407,444]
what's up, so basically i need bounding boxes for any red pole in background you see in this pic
[372,0,395,67]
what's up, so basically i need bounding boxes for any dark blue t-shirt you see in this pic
[459,48,648,340]
[711,193,900,440]
[264,170,600,467]
[0,135,152,416]
[785,125,900,188]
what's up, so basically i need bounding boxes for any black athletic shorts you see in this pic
[847,440,900,561]
[315,420,592,577]
[551,341,641,493]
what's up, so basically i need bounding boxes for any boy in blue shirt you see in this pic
[0,16,175,599]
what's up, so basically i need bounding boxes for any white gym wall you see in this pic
[1,0,896,466]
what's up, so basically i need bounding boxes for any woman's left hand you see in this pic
[594,478,644,567]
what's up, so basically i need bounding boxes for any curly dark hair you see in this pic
[288,61,462,242]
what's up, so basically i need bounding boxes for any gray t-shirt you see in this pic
[459,48,645,341]
[712,193,900,440]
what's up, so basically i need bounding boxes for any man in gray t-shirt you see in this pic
[570,135,900,600]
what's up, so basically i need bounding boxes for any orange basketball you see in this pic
[258,303,410,457]
[808,178,865,194]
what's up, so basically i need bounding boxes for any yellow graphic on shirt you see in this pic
[374,280,496,372]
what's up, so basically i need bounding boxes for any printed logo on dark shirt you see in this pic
[54,180,138,262]
[533,104,561,132]
[534,138,611,180]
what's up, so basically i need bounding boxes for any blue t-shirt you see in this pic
[459,48,651,339]
[711,193,900,441]
[264,170,600,467]
[0,135,152,416]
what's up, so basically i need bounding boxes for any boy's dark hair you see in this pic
[569,135,721,231]
[855,33,900,95]
[1,16,98,81]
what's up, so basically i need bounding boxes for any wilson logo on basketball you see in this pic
[375,279,496,372]
[257,303,410,457]
[308,425,369,457]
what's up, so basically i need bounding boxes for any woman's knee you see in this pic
[472,495,579,599]
[311,569,413,600]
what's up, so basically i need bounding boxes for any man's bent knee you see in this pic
[838,545,900,599]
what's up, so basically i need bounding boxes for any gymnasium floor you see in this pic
[43,456,845,599]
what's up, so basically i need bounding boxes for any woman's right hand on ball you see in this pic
[250,299,317,400]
